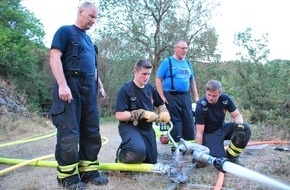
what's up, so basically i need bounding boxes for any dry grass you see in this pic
[0,120,289,190]
[0,114,55,142]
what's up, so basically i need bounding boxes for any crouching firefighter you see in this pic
[195,80,251,166]
[49,3,108,189]
[115,59,171,164]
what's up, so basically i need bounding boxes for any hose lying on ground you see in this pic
[0,132,289,188]
[0,131,57,148]
[214,140,290,189]
[0,135,109,175]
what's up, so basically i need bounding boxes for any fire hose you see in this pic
[0,123,289,189]
[1,140,289,189]
[0,132,109,175]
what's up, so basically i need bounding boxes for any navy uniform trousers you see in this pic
[50,75,101,172]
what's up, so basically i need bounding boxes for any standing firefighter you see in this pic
[156,40,199,151]
[195,80,251,166]
[49,2,107,189]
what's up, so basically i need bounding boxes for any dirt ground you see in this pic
[0,122,289,190]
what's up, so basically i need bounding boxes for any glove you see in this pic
[159,112,171,123]
[143,111,158,122]
[234,123,245,144]
[157,105,171,123]
[130,109,158,122]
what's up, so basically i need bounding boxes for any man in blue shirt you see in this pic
[156,40,199,151]
[195,80,251,166]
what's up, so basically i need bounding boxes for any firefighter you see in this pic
[115,59,171,164]
[49,2,107,189]
[195,80,251,166]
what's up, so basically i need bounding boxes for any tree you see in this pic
[97,0,220,70]
[231,28,289,123]
[89,0,220,115]
[234,28,270,64]
[0,0,52,111]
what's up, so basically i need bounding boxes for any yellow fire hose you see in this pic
[0,131,57,148]
[0,158,155,173]
[0,133,110,176]
[0,154,55,175]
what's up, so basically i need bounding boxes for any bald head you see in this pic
[75,2,98,30]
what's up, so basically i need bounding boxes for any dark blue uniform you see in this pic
[115,81,164,164]
[195,94,251,157]
[50,25,101,178]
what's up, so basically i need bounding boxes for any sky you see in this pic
[21,0,290,61]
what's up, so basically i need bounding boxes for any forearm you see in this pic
[115,111,131,121]
[195,124,204,144]
[50,53,66,86]
[94,68,104,89]
[196,132,203,144]
[191,80,199,102]
[156,77,167,103]
[231,109,244,124]
[98,77,104,90]
[234,114,244,124]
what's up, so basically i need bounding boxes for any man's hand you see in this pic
[130,109,158,122]
[98,88,106,100]
[156,105,171,123]
[159,112,171,123]
[143,111,158,122]
[58,84,73,103]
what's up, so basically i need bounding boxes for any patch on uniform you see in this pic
[200,100,208,112]
[222,100,228,105]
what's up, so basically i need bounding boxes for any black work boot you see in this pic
[115,146,121,163]
[227,155,244,167]
[80,171,108,186]
[57,175,86,190]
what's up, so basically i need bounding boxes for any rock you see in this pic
[244,144,269,155]
[0,85,30,117]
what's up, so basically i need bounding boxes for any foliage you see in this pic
[0,0,52,112]
[234,28,270,64]
[92,0,220,115]
[1,0,289,132]
[232,28,289,123]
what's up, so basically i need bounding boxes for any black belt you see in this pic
[167,90,189,95]
[65,71,92,79]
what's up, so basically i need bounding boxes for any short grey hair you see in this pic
[173,39,186,47]
[206,80,222,92]
[79,2,96,10]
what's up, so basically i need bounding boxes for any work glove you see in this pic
[159,112,171,123]
[143,110,158,122]
[130,109,158,123]
[156,105,171,123]
[234,123,245,144]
